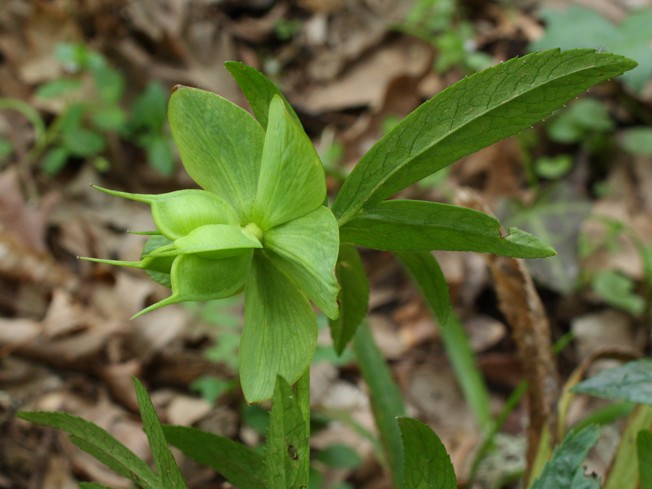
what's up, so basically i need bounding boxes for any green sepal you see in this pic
[133,251,252,318]
[169,86,265,220]
[93,186,239,240]
[143,235,175,288]
[240,252,317,403]
[148,224,262,259]
[224,61,301,130]
[254,96,326,230]
[264,206,340,320]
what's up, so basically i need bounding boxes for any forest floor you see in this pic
[1,0,652,488]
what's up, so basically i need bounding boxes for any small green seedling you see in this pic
[21,49,638,488]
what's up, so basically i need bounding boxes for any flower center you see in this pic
[244,222,264,242]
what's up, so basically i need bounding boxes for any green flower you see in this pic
[86,89,340,402]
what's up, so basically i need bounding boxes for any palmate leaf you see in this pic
[168,86,265,220]
[340,200,556,258]
[254,96,326,230]
[398,418,457,489]
[240,252,317,403]
[332,49,637,225]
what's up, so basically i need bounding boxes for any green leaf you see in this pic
[144,134,175,176]
[397,252,492,430]
[604,406,652,489]
[266,376,310,489]
[225,61,301,130]
[570,467,600,489]
[531,425,601,489]
[93,187,239,240]
[592,270,645,315]
[622,128,652,156]
[135,251,253,317]
[332,49,636,224]
[16,411,158,489]
[254,96,326,229]
[548,98,613,143]
[132,81,168,130]
[395,252,450,326]
[530,6,652,92]
[264,206,340,320]
[329,245,369,354]
[315,444,362,469]
[353,322,406,488]
[132,378,187,489]
[501,182,591,294]
[340,200,556,258]
[168,86,265,220]
[164,425,265,489]
[240,252,317,402]
[79,483,115,489]
[41,146,70,175]
[573,359,652,405]
[398,418,457,489]
[92,106,127,132]
[36,78,82,99]
[638,430,652,489]
[62,127,105,157]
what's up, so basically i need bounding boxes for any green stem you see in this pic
[0,98,48,162]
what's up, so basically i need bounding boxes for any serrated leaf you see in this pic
[329,245,369,354]
[638,430,652,489]
[168,86,265,220]
[240,252,317,402]
[266,376,310,489]
[16,411,158,489]
[225,61,301,130]
[332,49,636,224]
[531,425,601,489]
[132,378,187,489]
[264,206,340,320]
[164,425,265,489]
[573,359,652,405]
[253,96,326,229]
[398,418,456,489]
[354,322,406,488]
[340,200,556,258]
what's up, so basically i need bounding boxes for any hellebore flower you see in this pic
[86,88,340,402]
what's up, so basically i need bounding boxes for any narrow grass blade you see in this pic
[353,322,406,488]
[638,429,652,489]
[604,405,652,489]
[397,250,491,430]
